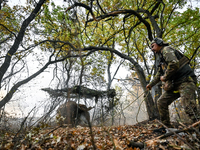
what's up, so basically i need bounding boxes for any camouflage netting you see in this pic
[41,85,116,102]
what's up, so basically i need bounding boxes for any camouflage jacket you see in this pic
[149,46,195,87]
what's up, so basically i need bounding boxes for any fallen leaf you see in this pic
[114,139,123,150]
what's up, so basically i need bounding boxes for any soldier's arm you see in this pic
[162,47,179,81]
[149,68,162,87]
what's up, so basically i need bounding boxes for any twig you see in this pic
[157,120,200,140]
[88,121,96,150]
[136,90,149,123]
[11,107,36,150]
[156,119,198,150]
[178,122,200,143]
[105,128,117,150]
[100,90,147,126]
[29,125,63,149]
[12,107,36,143]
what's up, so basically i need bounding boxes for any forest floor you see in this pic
[1,119,200,150]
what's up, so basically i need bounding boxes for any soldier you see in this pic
[146,38,198,130]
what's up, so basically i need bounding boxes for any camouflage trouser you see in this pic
[157,78,198,126]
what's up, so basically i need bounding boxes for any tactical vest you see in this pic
[160,46,196,82]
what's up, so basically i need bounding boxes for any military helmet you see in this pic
[151,37,169,46]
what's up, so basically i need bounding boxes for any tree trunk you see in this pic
[134,64,160,120]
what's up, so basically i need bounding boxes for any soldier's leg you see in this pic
[157,91,179,126]
[178,81,198,123]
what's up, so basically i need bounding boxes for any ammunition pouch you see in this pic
[163,80,174,91]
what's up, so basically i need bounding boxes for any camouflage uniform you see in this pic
[149,46,198,126]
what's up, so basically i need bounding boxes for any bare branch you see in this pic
[0,0,46,88]
[66,2,97,21]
